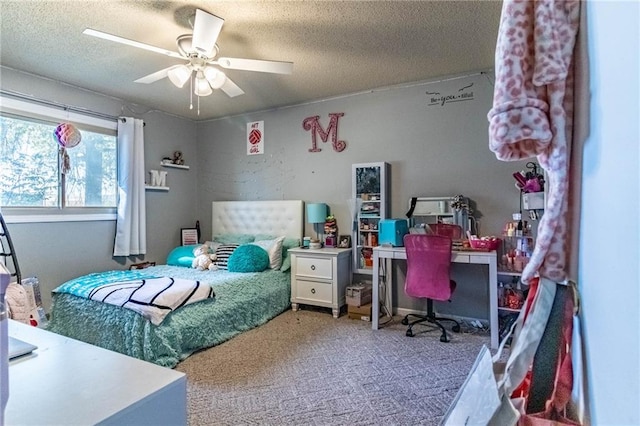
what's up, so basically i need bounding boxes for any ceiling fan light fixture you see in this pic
[194,72,213,96]
[203,66,227,89]
[167,65,192,88]
[85,8,291,115]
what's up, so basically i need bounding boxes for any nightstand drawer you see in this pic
[294,279,332,304]
[295,256,333,280]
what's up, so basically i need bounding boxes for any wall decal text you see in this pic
[427,82,475,106]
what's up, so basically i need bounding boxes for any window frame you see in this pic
[1,96,118,224]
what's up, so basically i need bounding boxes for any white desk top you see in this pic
[6,320,186,425]
[373,245,497,262]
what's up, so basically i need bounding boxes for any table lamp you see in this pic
[306,203,327,246]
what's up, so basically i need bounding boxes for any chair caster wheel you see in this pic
[406,329,414,337]
[452,324,461,333]
[440,334,449,343]
[401,317,409,325]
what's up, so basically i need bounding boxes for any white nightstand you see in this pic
[289,247,352,318]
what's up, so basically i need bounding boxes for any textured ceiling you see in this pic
[0,1,503,121]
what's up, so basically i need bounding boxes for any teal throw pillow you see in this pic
[280,238,301,272]
[166,244,200,267]
[227,244,269,273]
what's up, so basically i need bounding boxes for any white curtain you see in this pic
[113,117,146,256]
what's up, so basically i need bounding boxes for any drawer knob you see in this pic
[310,265,316,271]
[311,288,316,294]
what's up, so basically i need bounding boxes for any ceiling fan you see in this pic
[83,9,293,114]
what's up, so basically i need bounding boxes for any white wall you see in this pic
[581,1,640,424]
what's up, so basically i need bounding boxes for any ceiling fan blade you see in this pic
[192,9,224,58]
[83,28,183,59]
[220,77,245,98]
[134,66,177,84]
[216,57,293,74]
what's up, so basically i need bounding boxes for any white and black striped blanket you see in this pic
[55,270,215,325]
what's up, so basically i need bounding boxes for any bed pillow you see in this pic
[251,236,285,269]
[227,244,269,273]
[253,235,300,271]
[166,244,200,267]
[213,244,240,270]
[279,238,301,272]
[204,241,222,252]
[211,234,255,245]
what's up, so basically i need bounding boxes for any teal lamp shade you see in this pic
[306,203,327,224]
[307,203,327,243]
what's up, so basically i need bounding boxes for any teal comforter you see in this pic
[48,265,291,368]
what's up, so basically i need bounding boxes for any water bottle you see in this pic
[498,282,505,307]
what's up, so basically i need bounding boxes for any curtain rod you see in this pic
[0,89,121,122]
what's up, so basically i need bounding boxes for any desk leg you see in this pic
[384,258,393,319]
[489,255,499,349]
[372,251,380,330]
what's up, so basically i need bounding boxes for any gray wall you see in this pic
[2,66,530,320]
[195,70,530,319]
[1,67,198,310]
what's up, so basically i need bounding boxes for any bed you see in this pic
[47,200,304,368]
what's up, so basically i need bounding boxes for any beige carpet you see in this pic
[176,308,490,425]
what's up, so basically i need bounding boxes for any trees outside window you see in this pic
[0,113,116,208]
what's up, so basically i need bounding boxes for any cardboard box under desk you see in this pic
[345,284,372,307]
[347,303,372,321]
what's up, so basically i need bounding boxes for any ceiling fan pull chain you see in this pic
[197,94,201,116]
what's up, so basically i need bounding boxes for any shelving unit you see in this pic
[161,162,189,170]
[145,161,189,192]
[407,196,471,235]
[352,162,390,275]
[497,233,535,343]
[145,185,169,191]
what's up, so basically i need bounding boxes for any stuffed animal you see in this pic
[191,244,218,271]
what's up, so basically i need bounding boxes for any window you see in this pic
[0,96,117,217]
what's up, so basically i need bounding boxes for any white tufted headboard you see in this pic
[211,200,304,240]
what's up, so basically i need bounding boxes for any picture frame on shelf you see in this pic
[181,228,198,246]
[338,235,352,248]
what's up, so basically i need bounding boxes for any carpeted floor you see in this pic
[176,308,491,426]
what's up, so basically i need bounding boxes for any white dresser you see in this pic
[6,320,186,425]
[289,247,352,318]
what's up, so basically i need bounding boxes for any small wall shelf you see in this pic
[161,162,189,170]
[145,185,169,191]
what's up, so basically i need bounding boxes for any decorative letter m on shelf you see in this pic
[303,113,346,153]
[149,170,167,187]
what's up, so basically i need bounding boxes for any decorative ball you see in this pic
[53,123,82,148]
[249,129,262,145]
[227,244,269,273]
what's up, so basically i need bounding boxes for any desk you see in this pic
[372,246,499,349]
[6,320,187,425]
